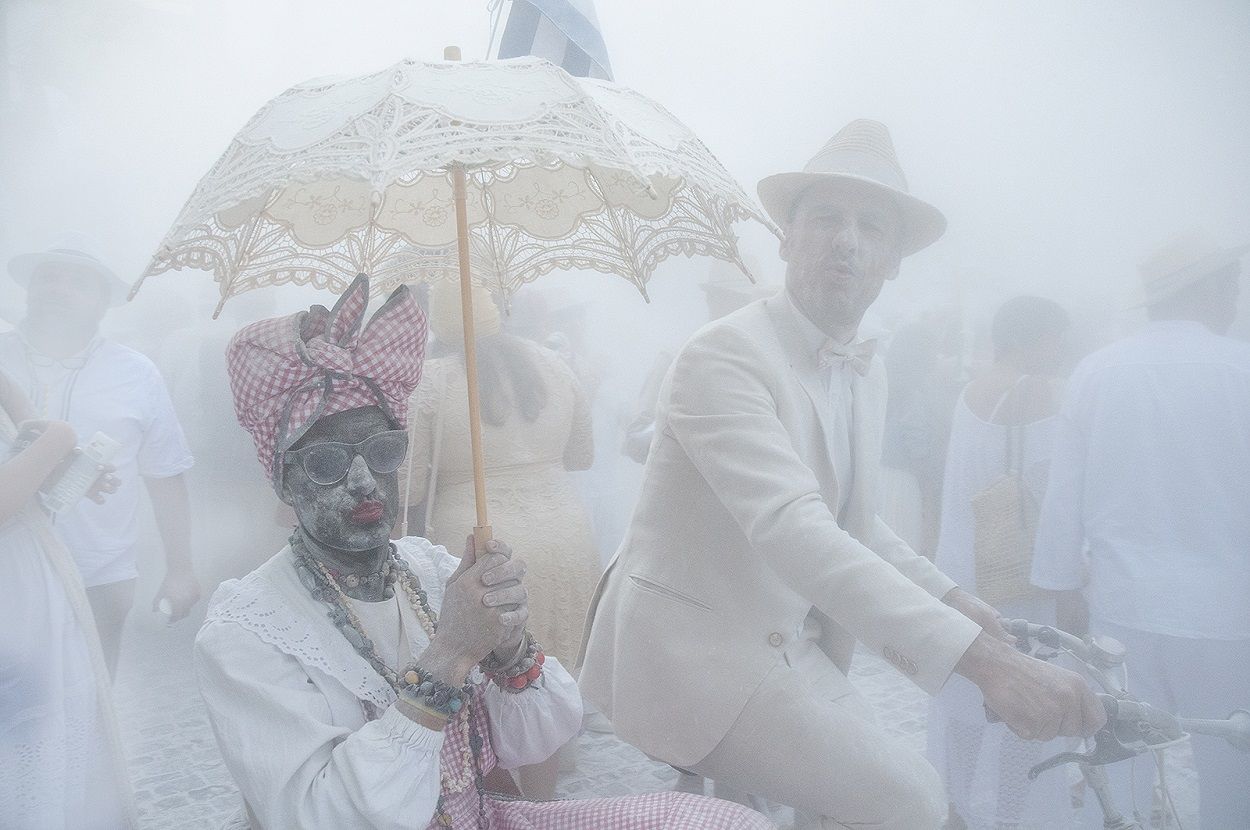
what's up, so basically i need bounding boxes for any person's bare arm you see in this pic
[0,421,76,522]
[145,473,201,620]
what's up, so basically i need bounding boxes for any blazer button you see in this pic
[768,632,784,647]
[883,646,919,676]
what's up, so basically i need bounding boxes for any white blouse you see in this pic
[194,536,582,830]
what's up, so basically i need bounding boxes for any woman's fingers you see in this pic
[481,557,527,586]
[483,585,527,608]
[500,607,529,628]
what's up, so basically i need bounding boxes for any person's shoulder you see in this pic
[196,548,302,655]
[417,353,454,381]
[395,536,456,581]
[1204,331,1250,367]
[1068,335,1135,380]
[96,339,164,380]
[669,301,781,388]
[204,549,289,612]
[683,298,773,354]
[524,338,574,374]
[963,375,1058,423]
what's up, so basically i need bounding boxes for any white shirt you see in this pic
[1031,320,1250,639]
[195,537,582,830]
[0,331,194,586]
[780,290,855,517]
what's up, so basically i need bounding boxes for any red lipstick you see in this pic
[349,499,385,525]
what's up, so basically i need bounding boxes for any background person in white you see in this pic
[579,120,1105,830]
[2,242,200,676]
[1031,231,1250,830]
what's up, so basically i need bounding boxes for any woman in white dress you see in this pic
[200,276,772,830]
[0,369,134,829]
[927,297,1073,830]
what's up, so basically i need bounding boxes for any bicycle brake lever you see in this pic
[1028,724,1140,780]
[1029,749,1094,779]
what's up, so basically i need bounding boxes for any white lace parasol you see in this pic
[136,56,778,315]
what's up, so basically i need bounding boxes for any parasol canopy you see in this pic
[136,51,779,544]
[135,55,778,315]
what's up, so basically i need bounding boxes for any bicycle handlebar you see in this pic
[1002,620,1250,756]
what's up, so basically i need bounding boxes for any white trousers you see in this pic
[688,640,946,830]
[1086,619,1250,830]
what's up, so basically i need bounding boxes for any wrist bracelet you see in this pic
[396,693,450,726]
[480,631,530,673]
[399,665,470,717]
[482,632,545,692]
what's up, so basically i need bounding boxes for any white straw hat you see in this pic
[1137,230,1249,308]
[757,119,947,257]
[8,235,130,307]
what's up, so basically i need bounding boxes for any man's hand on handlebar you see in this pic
[955,632,1108,741]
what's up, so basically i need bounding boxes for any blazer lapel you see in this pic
[845,366,886,535]
[763,296,841,497]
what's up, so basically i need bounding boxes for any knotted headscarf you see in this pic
[226,274,428,487]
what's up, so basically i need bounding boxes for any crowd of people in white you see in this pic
[1,119,1247,830]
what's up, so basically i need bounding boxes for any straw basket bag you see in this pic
[971,383,1039,607]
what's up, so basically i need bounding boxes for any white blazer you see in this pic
[578,294,981,768]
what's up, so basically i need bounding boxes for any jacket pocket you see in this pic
[627,574,713,612]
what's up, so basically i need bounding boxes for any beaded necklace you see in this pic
[291,534,489,828]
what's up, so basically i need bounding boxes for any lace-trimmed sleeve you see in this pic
[194,618,444,829]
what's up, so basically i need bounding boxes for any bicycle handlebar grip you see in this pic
[1178,710,1250,752]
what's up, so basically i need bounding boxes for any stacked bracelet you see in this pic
[399,665,470,719]
[481,632,545,692]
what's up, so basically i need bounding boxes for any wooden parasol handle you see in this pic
[446,45,492,549]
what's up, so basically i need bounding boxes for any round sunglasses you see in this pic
[285,430,409,486]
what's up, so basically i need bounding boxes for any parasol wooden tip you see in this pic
[444,46,462,61]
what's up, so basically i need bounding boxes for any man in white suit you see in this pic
[578,120,1105,829]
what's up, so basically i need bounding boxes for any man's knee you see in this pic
[853,755,945,830]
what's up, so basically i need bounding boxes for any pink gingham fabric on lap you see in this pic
[429,687,774,830]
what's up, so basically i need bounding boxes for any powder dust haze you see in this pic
[0,1,1247,829]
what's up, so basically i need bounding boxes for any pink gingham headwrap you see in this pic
[226,274,428,485]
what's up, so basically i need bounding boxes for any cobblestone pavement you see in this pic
[114,610,1197,829]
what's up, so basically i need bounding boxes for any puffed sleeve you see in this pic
[194,620,444,830]
[406,537,582,767]
[482,655,583,769]
[402,537,582,765]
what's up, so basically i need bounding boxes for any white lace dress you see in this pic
[0,415,133,829]
[925,389,1072,830]
[406,343,600,664]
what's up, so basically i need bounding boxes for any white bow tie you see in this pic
[816,338,877,376]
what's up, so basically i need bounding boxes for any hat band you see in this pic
[803,148,909,193]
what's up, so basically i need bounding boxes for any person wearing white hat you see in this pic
[1,239,201,677]
[579,120,1105,829]
[1031,231,1250,829]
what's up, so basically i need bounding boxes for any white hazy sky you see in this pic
[2,0,1248,337]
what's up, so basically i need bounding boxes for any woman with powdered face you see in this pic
[195,275,772,830]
